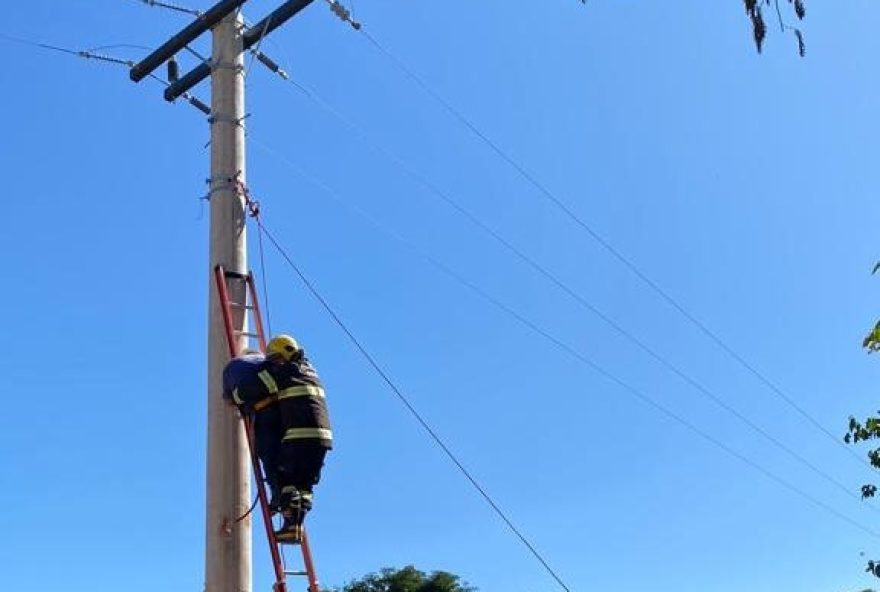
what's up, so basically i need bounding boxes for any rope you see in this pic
[237,192,574,591]
[233,494,261,524]
[257,214,273,336]
[231,176,273,335]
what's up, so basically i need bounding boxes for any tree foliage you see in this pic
[332,566,476,592]
[742,0,807,56]
[579,1,808,56]
[845,263,880,588]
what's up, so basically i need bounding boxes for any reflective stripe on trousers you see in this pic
[283,427,333,441]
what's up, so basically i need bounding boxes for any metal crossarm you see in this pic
[130,0,251,82]
[164,0,315,101]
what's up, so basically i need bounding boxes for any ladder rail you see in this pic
[300,531,320,592]
[216,265,287,591]
[214,264,320,592]
[214,266,240,359]
[245,272,268,352]
[244,414,288,592]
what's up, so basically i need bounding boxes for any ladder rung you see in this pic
[284,571,308,576]
[234,331,261,338]
[224,270,250,280]
[229,303,255,310]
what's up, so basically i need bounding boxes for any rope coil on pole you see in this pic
[233,175,272,335]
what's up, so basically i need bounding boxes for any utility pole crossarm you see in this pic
[164,0,315,102]
[129,0,250,82]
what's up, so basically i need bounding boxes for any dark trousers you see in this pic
[278,441,328,493]
[278,442,328,526]
[248,407,283,498]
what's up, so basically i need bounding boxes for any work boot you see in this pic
[277,486,298,512]
[274,517,303,544]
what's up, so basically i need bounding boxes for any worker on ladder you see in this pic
[262,334,333,544]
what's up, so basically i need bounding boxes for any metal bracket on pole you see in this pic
[204,171,246,199]
[129,0,250,82]
[164,0,315,102]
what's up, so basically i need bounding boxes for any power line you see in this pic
[349,24,859,465]
[15,12,870,557]
[0,33,211,114]
[251,71,875,498]
[129,0,203,17]
[247,207,574,592]
[256,211,274,336]
[87,43,153,53]
[0,33,135,66]
[247,135,880,542]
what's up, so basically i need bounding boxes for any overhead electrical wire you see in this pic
[246,135,880,545]
[249,68,876,498]
[58,10,570,578]
[256,212,274,336]
[87,43,152,52]
[10,22,874,583]
[133,0,845,477]
[0,32,136,67]
[0,33,211,114]
[244,199,574,592]
[128,0,203,17]
[342,21,860,465]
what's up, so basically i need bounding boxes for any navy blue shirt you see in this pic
[222,353,266,405]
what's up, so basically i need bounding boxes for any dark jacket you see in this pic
[263,356,333,449]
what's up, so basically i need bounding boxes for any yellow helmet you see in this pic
[266,334,301,362]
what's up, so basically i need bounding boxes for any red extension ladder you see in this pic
[215,264,321,592]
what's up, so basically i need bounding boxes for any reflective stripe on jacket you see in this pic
[264,357,333,448]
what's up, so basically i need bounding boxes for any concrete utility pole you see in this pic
[130,3,315,591]
[205,10,251,592]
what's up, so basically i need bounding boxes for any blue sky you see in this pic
[1,1,879,591]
